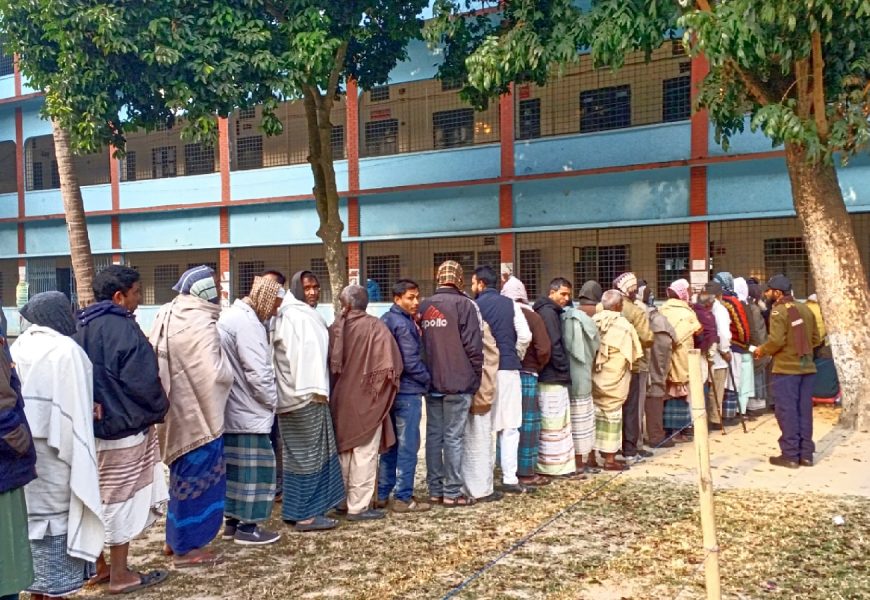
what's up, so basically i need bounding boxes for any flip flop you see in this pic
[109,570,169,594]
[602,462,629,472]
[477,490,504,503]
[295,515,338,532]
[442,495,475,508]
[172,553,224,569]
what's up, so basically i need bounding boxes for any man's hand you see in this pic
[93,403,104,421]
[721,351,732,364]
[753,347,764,360]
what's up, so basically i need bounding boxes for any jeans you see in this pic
[378,394,424,503]
[772,373,816,461]
[425,393,471,499]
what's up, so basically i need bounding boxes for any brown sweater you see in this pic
[519,305,551,374]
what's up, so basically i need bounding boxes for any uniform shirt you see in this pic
[759,299,820,375]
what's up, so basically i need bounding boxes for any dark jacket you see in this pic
[533,297,570,385]
[519,305,551,374]
[475,288,521,371]
[74,300,169,440]
[0,330,36,493]
[382,303,431,395]
[419,286,483,395]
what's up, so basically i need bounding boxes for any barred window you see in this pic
[370,85,390,102]
[153,264,179,304]
[124,151,137,182]
[50,161,60,189]
[764,237,810,297]
[672,40,687,56]
[656,243,689,298]
[364,119,399,157]
[433,108,474,149]
[236,260,265,298]
[151,146,177,179]
[477,250,501,270]
[433,251,475,285]
[518,98,541,140]
[441,78,463,92]
[519,248,541,300]
[239,107,257,120]
[0,141,15,194]
[662,76,691,122]
[309,258,332,304]
[331,125,345,160]
[0,48,13,77]
[573,245,630,290]
[236,136,264,171]
[31,162,43,190]
[184,142,215,176]
[580,85,631,133]
[365,255,399,302]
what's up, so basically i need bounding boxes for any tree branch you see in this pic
[732,61,772,106]
[811,29,829,141]
[325,41,349,112]
[795,58,812,117]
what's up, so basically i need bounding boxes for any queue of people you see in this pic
[0,260,826,599]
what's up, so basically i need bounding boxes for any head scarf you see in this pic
[20,291,77,336]
[578,280,602,305]
[173,265,219,304]
[500,275,528,304]
[668,278,691,302]
[290,270,317,303]
[243,276,283,322]
[613,272,637,297]
[734,277,749,303]
[437,260,463,288]
[713,272,735,296]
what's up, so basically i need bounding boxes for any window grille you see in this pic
[656,243,689,298]
[237,260,265,298]
[30,162,43,190]
[441,78,463,91]
[183,143,215,176]
[50,161,60,189]
[0,141,15,194]
[518,98,541,140]
[433,108,475,149]
[188,262,218,272]
[331,125,345,160]
[662,76,691,122]
[239,107,257,120]
[518,248,541,300]
[672,40,687,56]
[580,85,631,133]
[0,48,12,77]
[124,151,137,182]
[573,245,630,289]
[309,258,332,304]
[476,250,501,270]
[153,264,179,304]
[365,255,399,302]
[370,85,390,102]
[764,237,810,297]
[151,146,177,179]
[236,136,264,171]
[364,119,399,156]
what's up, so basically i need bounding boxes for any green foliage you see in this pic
[429,0,870,165]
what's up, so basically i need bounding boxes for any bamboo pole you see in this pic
[688,349,721,600]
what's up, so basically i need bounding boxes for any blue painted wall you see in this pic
[514,167,690,229]
[359,185,500,237]
[25,184,112,217]
[120,173,220,210]
[24,217,112,255]
[707,118,780,157]
[516,122,691,176]
[360,144,500,190]
[230,200,348,246]
[231,160,348,202]
[0,222,17,255]
[0,75,13,100]
[21,103,52,138]
[0,110,15,142]
[120,209,220,251]
[0,193,17,219]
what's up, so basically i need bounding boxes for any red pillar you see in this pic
[345,79,361,285]
[498,84,515,269]
[13,54,21,97]
[689,54,710,288]
[218,117,232,303]
[15,107,26,290]
[109,146,122,263]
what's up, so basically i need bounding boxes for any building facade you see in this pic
[1,38,869,332]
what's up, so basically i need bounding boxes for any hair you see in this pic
[666,288,679,300]
[260,269,286,285]
[392,278,419,298]
[548,277,573,293]
[696,292,715,307]
[474,266,498,288]
[339,284,369,311]
[601,289,623,311]
[93,265,140,302]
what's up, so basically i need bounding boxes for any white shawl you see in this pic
[11,325,104,562]
[273,295,330,412]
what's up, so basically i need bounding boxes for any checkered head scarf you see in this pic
[244,276,283,322]
[173,265,219,304]
[612,272,638,297]
[437,260,463,288]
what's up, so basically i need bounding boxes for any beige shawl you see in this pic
[592,310,641,411]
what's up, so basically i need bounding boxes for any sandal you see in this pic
[602,462,629,472]
[442,495,476,508]
[477,490,504,503]
[295,515,338,532]
[518,475,551,486]
[109,569,169,594]
[428,496,443,505]
[501,483,535,494]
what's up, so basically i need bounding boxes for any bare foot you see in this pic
[108,568,143,594]
[172,548,223,569]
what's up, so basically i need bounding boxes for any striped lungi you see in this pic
[517,372,541,478]
[278,402,345,522]
[663,397,691,431]
[167,437,226,556]
[536,383,574,476]
[224,433,276,523]
[594,407,623,454]
[27,534,94,598]
[570,394,594,457]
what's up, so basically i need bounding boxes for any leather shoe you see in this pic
[799,458,813,467]
[769,455,799,469]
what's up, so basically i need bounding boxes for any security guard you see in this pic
[753,274,820,468]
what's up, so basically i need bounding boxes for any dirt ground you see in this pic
[75,405,870,600]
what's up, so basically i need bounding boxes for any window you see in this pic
[672,40,687,56]
[239,107,256,120]
[0,46,13,77]
[370,85,390,102]
[236,136,263,170]
[30,162,43,190]
[365,119,399,156]
[331,125,345,160]
[519,249,541,300]
[518,98,541,140]
[764,237,810,297]
[477,250,501,270]
[309,258,332,304]
[580,85,631,133]
[573,245,630,290]
[0,141,15,194]
[236,260,265,298]
[153,264,180,304]
[433,251,475,288]
[184,143,215,175]
[441,78,463,91]
[662,76,691,122]
[50,161,60,189]
[433,108,474,149]
[151,146,177,179]
[188,262,218,272]
[656,243,689,298]
[124,151,137,182]
[365,255,399,302]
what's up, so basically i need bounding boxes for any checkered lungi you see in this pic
[224,433,276,523]
[593,407,623,454]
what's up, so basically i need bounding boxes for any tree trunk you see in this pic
[784,142,870,430]
[51,119,95,308]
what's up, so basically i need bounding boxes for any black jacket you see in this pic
[0,328,36,493]
[533,297,571,385]
[382,304,431,395]
[475,288,521,371]
[419,286,483,395]
[74,300,169,440]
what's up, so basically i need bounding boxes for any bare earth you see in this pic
[76,406,870,600]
